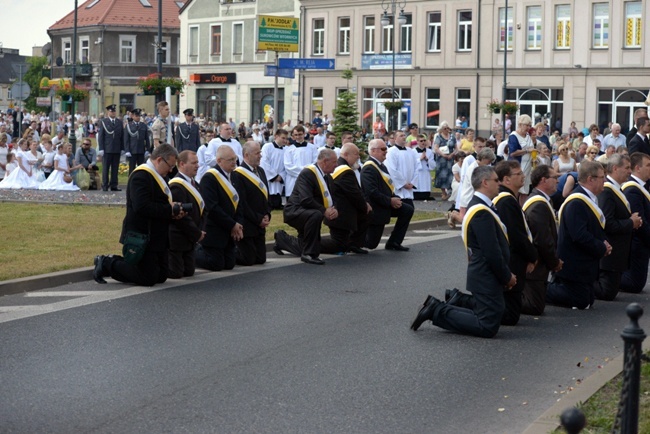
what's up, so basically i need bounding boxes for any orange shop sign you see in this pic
[190,73,237,85]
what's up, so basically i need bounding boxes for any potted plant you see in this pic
[502,100,519,115]
[383,100,404,111]
[136,73,186,95]
[56,87,89,102]
[486,99,501,114]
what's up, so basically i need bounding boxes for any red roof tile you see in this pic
[49,0,185,31]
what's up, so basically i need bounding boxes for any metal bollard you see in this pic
[612,303,646,434]
[560,407,586,434]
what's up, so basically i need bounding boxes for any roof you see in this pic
[0,52,29,84]
[49,0,186,31]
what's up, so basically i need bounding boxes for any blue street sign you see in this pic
[278,58,335,70]
[264,65,295,79]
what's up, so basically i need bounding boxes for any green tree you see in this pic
[332,68,360,148]
[23,56,49,112]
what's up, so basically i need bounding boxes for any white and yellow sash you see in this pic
[604,182,631,213]
[234,166,268,199]
[622,180,650,203]
[168,177,205,215]
[558,192,605,229]
[493,191,533,242]
[206,168,239,210]
[133,162,172,204]
[331,164,353,179]
[363,160,394,193]
[461,204,509,252]
[307,164,332,208]
[523,194,558,225]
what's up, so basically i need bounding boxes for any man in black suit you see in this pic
[175,108,201,153]
[124,108,151,174]
[620,152,650,293]
[546,161,612,309]
[93,144,185,286]
[626,108,648,145]
[232,141,271,266]
[97,104,124,191]
[361,139,414,252]
[195,146,244,271]
[273,149,339,265]
[628,116,650,156]
[597,154,641,300]
[521,165,563,315]
[168,150,206,278]
[411,166,516,338]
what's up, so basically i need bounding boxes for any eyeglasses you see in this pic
[373,147,388,151]
[511,171,524,176]
[589,152,598,155]
[161,157,174,169]
[83,142,91,146]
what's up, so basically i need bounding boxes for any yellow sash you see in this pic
[522,194,558,225]
[234,166,268,199]
[307,164,332,208]
[461,204,509,252]
[206,168,239,210]
[558,192,605,229]
[604,182,631,213]
[132,163,172,204]
[331,164,353,179]
[622,180,650,203]
[363,160,394,193]
[493,191,533,242]
[168,177,205,215]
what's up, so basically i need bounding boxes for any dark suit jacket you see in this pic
[97,117,124,154]
[626,127,638,146]
[231,162,271,238]
[466,195,512,289]
[169,174,205,251]
[628,133,650,156]
[199,167,243,249]
[124,121,151,154]
[284,165,331,221]
[361,157,397,226]
[556,185,608,283]
[597,179,633,271]
[524,189,560,281]
[120,168,173,251]
[329,157,368,231]
[175,122,201,153]
[623,177,650,252]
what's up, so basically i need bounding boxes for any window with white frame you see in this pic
[154,36,171,64]
[498,7,513,51]
[592,3,609,48]
[311,88,323,118]
[555,5,571,49]
[625,1,642,48]
[427,12,441,52]
[364,16,375,53]
[400,14,412,53]
[313,19,325,55]
[526,6,542,50]
[457,11,472,51]
[233,22,243,55]
[425,88,440,128]
[79,36,90,62]
[62,38,71,64]
[211,25,222,55]
[189,26,199,61]
[119,35,136,63]
[456,88,471,120]
[382,15,393,53]
[338,17,350,54]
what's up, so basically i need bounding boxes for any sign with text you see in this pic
[258,15,300,52]
[361,54,412,70]
[190,73,237,85]
[264,65,295,79]
[278,58,335,70]
[36,97,52,106]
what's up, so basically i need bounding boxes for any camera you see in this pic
[173,202,193,216]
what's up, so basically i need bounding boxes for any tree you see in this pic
[332,68,360,147]
[23,56,49,112]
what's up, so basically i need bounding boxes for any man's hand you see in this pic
[260,215,270,228]
[390,197,402,209]
[231,223,244,241]
[553,259,564,273]
[604,240,613,256]
[171,202,186,220]
[125,152,132,158]
[506,273,517,289]
[366,202,372,214]
[403,183,414,190]
[526,262,536,274]
[198,231,206,242]
[324,206,338,220]
[631,212,643,229]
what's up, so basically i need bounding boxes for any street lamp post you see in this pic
[381,0,406,132]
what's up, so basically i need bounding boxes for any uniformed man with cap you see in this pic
[175,108,201,153]
[124,108,151,174]
[97,104,124,191]
[151,101,170,149]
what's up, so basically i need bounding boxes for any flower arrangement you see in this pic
[383,100,404,111]
[502,100,519,115]
[486,99,501,114]
[136,73,186,95]
[56,87,89,102]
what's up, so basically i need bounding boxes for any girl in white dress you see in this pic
[0,139,41,189]
[39,143,80,191]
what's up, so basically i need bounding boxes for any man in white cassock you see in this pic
[283,125,318,199]
[261,128,288,210]
[385,130,419,207]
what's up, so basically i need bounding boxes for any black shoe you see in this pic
[273,231,285,255]
[93,255,107,284]
[110,187,122,191]
[102,187,108,192]
[301,255,325,265]
[445,288,462,306]
[385,243,409,252]
[410,295,439,331]
[348,246,369,255]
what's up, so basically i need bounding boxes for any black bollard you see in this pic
[560,407,585,434]
[617,303,646,434]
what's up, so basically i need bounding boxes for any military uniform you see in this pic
[151,117,168,147]
[124,109,151,174]
[175,108,201,152]
[97,104,124,191]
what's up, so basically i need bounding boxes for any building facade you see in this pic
[178,0,300,125]
[300,0,650,135]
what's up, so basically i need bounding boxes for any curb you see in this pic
[0,218,449,297]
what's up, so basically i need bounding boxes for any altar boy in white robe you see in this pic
[386,130,419,206]
[283,125,318,199]
[413,134,436,200]
[261,128,288,210]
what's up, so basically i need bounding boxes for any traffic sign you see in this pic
[258,15,300,52]
[264,65,295,79]
[11,81,30,100]
[11,63,29,75]
[36,97,51,107]
[278,58,335,70]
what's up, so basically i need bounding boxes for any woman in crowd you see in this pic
[39,143,80,191]
[508,114,535,202]
[433,121,456,201]
[459,128,474,153]
[0,139,41,189]
[579,145,600,167]
[449,151,466,204]
[552,144,577,175]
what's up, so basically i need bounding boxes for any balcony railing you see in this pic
[64,63,93,77]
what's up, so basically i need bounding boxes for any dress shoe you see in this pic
[348,246,369,255]
[385,243,409,252]
[445,288,462,306]
[410,295,439,331]
[301,255,325,265]
[102,187,108,192]
[110,187,122,191]
[273,231,285,255]
[93,255,107,284]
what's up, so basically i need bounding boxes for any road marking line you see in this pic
[24,291,117,297]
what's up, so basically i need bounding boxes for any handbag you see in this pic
[122,231,149,265]
[439,145,450,155]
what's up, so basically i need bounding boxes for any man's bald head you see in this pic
[340,143,360,168]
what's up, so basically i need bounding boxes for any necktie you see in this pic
[191,178,197,188]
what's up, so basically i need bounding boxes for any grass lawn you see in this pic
[0,203,442,281]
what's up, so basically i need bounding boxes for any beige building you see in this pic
[300,0,650,135]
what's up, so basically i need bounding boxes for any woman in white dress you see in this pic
[0,139,41,189]
[39,143,80,191]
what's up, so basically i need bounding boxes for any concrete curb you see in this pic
[0,218,449,297]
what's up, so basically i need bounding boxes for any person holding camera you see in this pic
[168,150,206,278]
[93,144,186,286]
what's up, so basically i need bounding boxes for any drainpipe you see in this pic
[474,0,481,135]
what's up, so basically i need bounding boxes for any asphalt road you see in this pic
[0,230,648,433]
